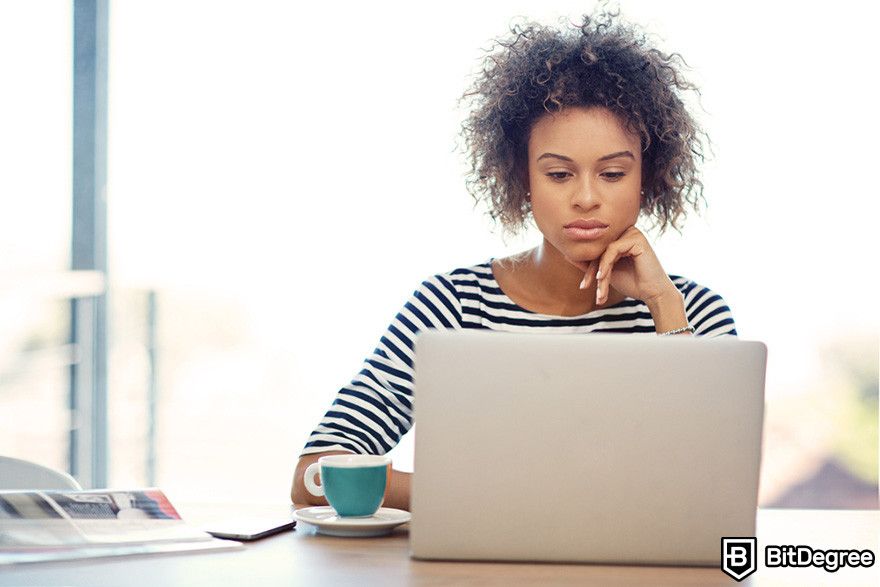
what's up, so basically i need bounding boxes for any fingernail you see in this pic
[579,276,587,290]
[596,269,603,279]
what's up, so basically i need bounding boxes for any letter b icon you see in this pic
[729,546,749,567]
[722,537,757,582]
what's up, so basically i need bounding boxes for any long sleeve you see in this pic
[301,273,463,456]
[674,276,738,337]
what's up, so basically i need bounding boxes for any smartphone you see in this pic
[205,517,296,541]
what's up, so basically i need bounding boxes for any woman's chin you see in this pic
[564,254,598,273]
[542,238,603,271]
[564,243,604,265]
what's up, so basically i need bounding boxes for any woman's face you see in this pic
[526,106,643,265]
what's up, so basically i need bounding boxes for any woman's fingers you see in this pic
[579,227,651,304]
[596,240,636,304]
[578,261,597,290]
[587,226,666,306]
[595,247,621,305]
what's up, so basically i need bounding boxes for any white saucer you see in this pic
[293,506,411,537]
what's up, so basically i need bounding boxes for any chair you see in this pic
[0,456,82,490]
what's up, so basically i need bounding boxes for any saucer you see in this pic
[293,506,411,537]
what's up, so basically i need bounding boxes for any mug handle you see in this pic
[304,462,324,497]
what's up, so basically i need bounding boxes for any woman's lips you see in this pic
[563,226,609,240]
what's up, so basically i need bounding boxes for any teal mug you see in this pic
[304,455,391,517]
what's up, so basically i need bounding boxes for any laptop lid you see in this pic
[410,330,766,565]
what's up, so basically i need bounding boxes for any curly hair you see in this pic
[458,7,709,238]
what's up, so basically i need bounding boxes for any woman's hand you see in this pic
[576,226,677,306]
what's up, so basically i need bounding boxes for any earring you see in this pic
[526,191,531,200]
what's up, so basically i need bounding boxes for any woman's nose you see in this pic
[571,179,600,210]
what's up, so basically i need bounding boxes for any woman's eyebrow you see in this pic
[537,152,574,162]
[536,150,635,162]
[598,150,635,161]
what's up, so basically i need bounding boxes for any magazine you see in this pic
[0,488,241,565]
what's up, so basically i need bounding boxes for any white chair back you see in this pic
[0,456,82,490]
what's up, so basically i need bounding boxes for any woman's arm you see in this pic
[291,452,412,510]
[383,469,412,511]
[578,226,737,336]
[645,288,692,335]
[582,226,691,334]
[298,275,461,459]
[292,274,462,507]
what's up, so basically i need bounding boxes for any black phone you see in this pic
[205,517,296,541]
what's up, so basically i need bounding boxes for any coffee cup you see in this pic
[304,455,391,517]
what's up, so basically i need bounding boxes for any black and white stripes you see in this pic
[302,259,737,456]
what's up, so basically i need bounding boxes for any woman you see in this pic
[292,10,736,509]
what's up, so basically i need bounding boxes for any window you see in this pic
[3,0,875,508]
[0,2,74,475]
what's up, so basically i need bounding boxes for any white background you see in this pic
[1,0,877,503]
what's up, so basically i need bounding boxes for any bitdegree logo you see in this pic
[766,545,876,573]
[722,537,757,581]
[722,538,877,582]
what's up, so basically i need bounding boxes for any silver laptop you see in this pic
[410,330,766,565]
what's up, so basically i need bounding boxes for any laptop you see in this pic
[409,330,767,565]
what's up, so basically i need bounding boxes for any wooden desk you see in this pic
[0,506,876,586]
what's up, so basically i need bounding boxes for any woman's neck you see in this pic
[497,240,625,316]
[530,240,588,295]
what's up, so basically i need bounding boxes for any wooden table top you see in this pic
[0,505,876,586]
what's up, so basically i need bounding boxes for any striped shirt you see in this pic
[301,259,737,457]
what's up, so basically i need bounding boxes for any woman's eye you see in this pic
[602,172,625,181]
[546,172,572,181]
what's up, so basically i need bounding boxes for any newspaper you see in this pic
[0,488,241,565]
